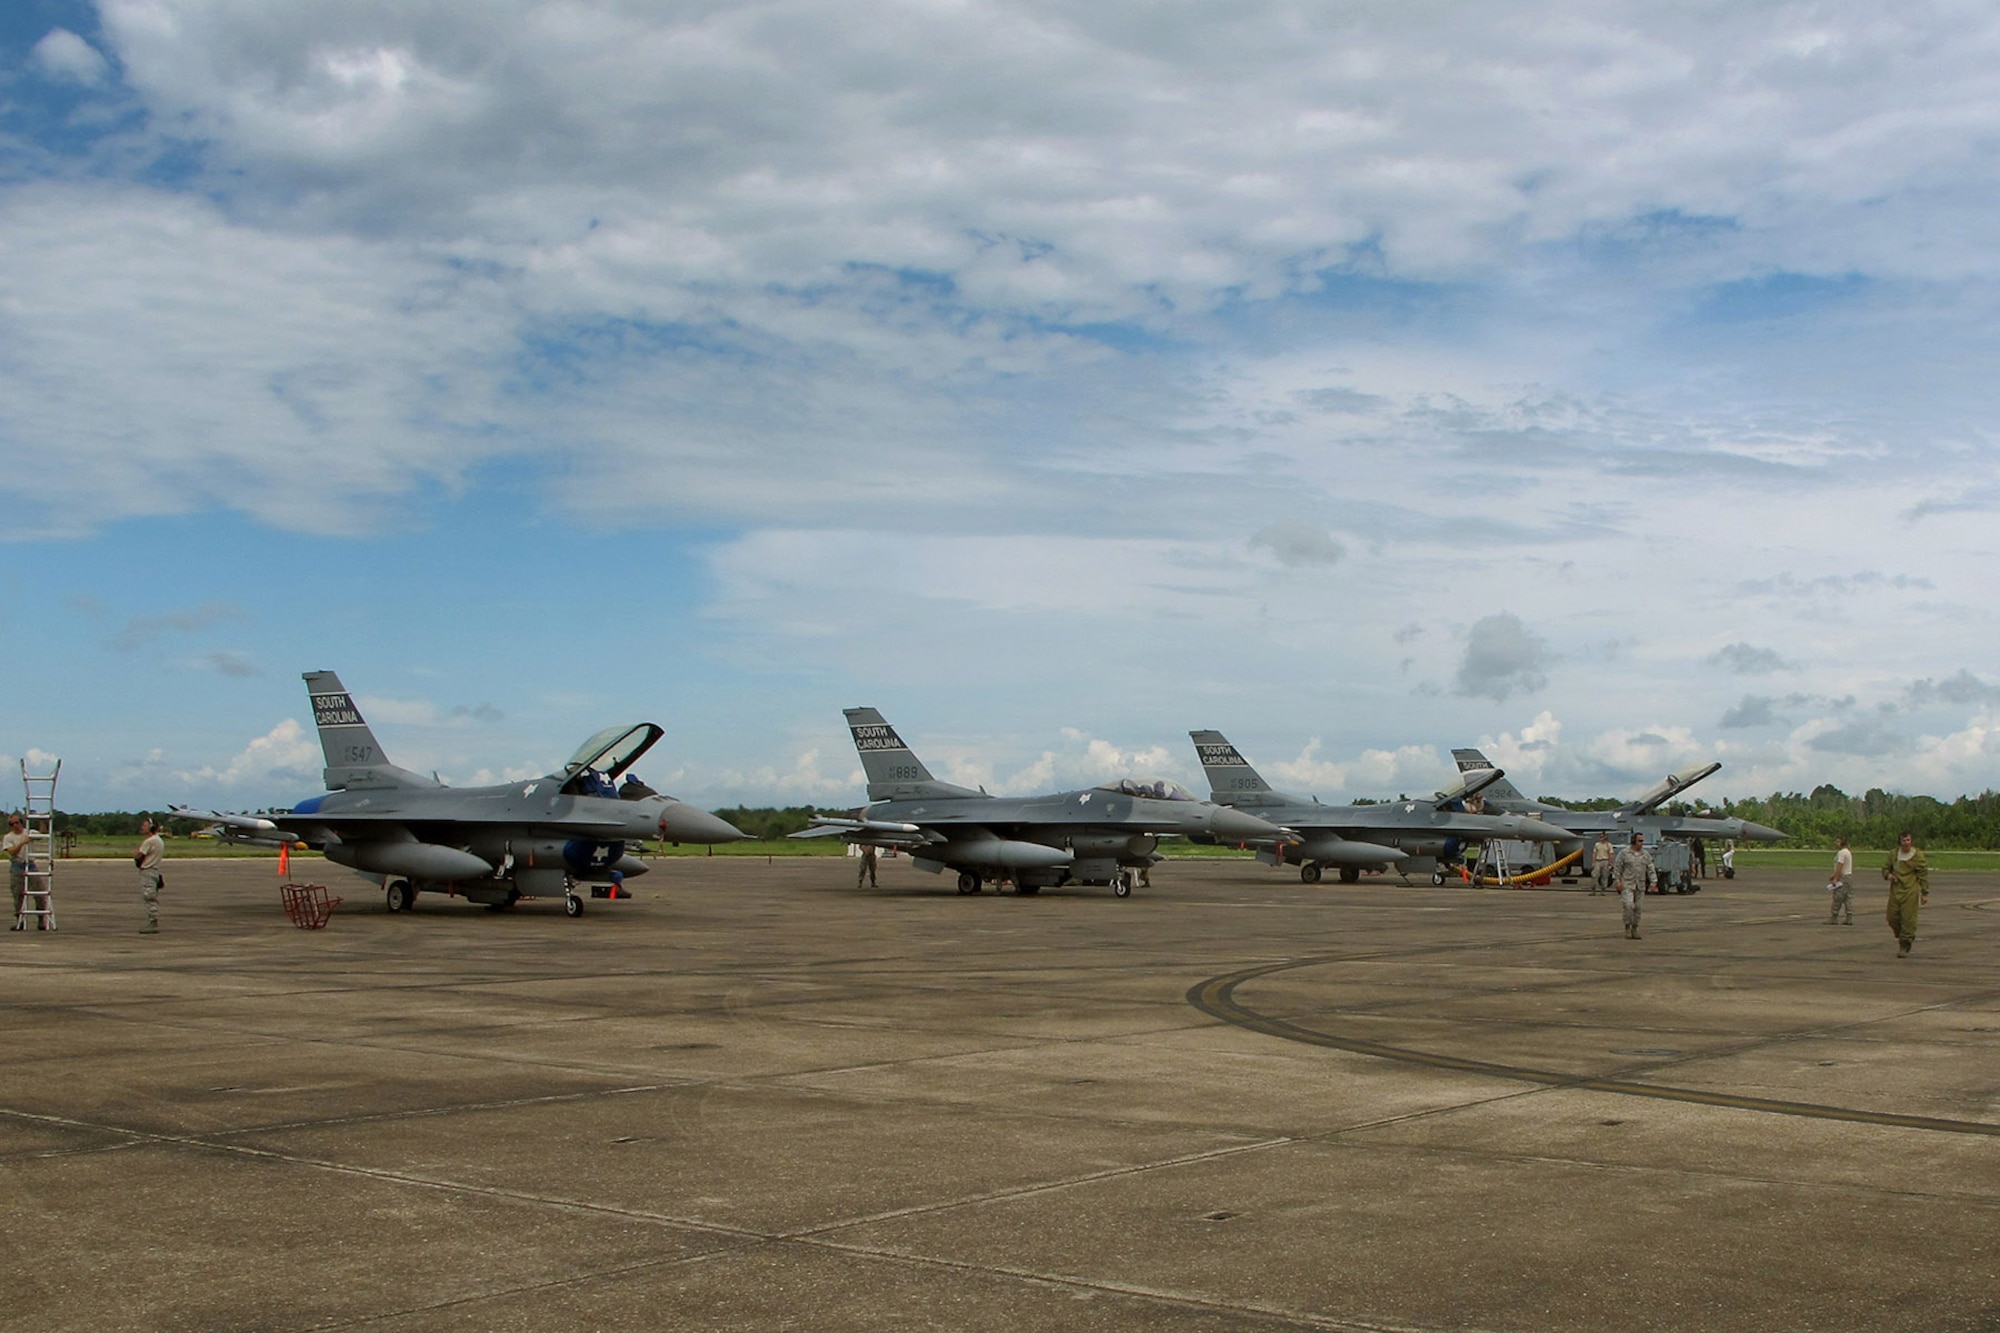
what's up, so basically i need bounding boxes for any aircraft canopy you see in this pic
[562,722,664,782]
[1099,777,1198,802]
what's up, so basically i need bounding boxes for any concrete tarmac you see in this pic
[3,855,1997,1332]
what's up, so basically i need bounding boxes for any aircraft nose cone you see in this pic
[659,803,752,844]
[1209,806,1282,842]
[1741,821,1786,843]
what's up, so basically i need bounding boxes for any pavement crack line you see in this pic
[6,1102,1469,1333]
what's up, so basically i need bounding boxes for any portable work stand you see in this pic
[18,758,59,930]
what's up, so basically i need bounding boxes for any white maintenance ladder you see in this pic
[18,758,59,931]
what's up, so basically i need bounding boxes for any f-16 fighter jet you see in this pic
[1448,748,1785,855]
[179,671,746,917]
[1189,731,1575,883]
[793,708,1288,896]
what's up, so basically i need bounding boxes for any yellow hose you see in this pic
[1469,848,1584,887]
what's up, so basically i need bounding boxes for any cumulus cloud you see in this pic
[1710,642,1791,674]
[13,2,2000,811]
[1265,738,1454,800]
[1249,519,1346,567]
[700,747,863,805]
[174,718,321,791]
[1454,613,1553,702]
[1904,671,2000,708]
[31,29,110,85]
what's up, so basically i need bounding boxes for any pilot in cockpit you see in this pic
[578,768,618,798]
[619,773,658,801]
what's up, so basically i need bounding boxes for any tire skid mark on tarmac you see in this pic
[1188,958,2000,1138]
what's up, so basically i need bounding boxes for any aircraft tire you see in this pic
[1338,866,1361,884]
[1015,883,1040,896]
[1431,870,1447,886]
[956,872,981,895]
[1113,873,1132,898]
[385,879,415,913]
[563,893,584,918]
[1300,864,1322,884]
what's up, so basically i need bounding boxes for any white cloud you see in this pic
[0,185,517,536]
[703,747,868,806]
[1250,519,1345,568]
[172,718,321,791]
[31,29,110,85]
[11,2,2000,810]
[1265,738,1454,799]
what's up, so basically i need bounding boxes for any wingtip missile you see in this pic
[169,805,303,845]
[805,815,924,835]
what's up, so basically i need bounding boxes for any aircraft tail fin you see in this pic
[844,708,978,802]
[304,671,435,791]
[1190,730,1277,804]
[1450,747,1529,804]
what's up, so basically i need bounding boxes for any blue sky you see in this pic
[4,2,1999,813]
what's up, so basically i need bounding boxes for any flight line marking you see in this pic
[1186,958,2000,1137]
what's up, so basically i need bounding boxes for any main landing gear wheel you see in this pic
[1431,869,1448,886]
[1338,866,1361,884]
[563,892,584,918]
[385,879,416,913]
[1300,864,1322,884]
[956,871,982,895]
[1014,883,1040,896]
[1113,870,1134,898]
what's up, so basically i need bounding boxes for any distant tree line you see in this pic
[1537,786,2000,850]
[708,806,821,840]
[41,812,209,837]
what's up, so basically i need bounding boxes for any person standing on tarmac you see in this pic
[857,843,878,889]
[135,817,165,934]
[1612,832,1653,940]
[5,815,33,929]
[1882,831,1928,957]
[1590,831,1614,897]
[1828,836,1855,926]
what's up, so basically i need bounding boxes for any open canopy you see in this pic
[1098,777,1198,802]
[561,723,664,783]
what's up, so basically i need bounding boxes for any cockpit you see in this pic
[559,722,666,797]
[1098,777,1198,802]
